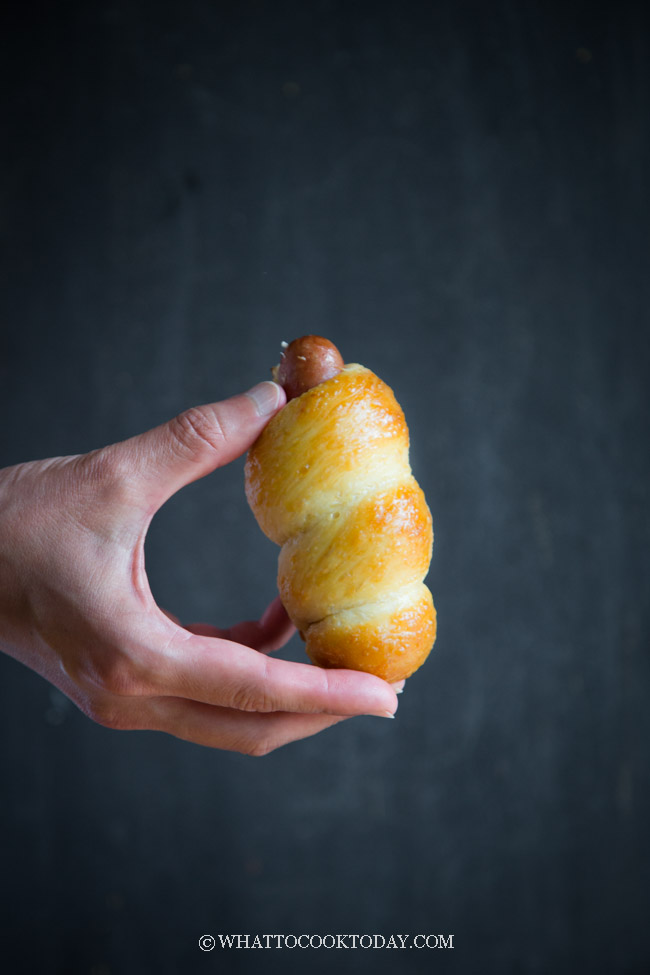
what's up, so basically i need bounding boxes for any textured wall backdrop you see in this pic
[1,2,648,973]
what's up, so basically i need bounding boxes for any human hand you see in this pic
[0,382,400,755]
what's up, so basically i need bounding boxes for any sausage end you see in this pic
[276,335,344,400]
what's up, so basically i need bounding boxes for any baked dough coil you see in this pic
[245,363,436,682]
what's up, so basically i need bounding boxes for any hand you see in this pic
[0,382,400,755]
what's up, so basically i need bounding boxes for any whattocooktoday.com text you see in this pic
[198,933,454,951]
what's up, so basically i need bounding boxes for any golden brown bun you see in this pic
[245,363,436,682]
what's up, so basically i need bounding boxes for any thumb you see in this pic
[113,381,285,508]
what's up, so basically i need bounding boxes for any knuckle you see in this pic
[74,448,135,506]
[58,625,157,704]
[228,657,275,714]
[229,685,258,712]
[169,406,226,461]
[82,698,131,731]
[77,448,121,483]
[75,648,149,699]
[95,664,133,697]
[96,659,146,698]
[244,736,277,758]
[229,683,273,714]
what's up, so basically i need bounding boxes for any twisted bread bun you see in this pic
[245,337,436,682]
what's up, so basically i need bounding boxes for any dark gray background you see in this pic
[1,1,648,973]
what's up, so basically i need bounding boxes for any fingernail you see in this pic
[391,680,406,695]
[375,709,396,719]
[245,381,284,416]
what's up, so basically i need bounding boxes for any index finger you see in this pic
[155,627,398,718]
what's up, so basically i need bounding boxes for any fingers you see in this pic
[112,382,285,509]
[146,696,351,755]
[157,628,399,718]
[245,595,297,653]
[183,596,296,654]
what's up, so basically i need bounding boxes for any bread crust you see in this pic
[245,362,436,681]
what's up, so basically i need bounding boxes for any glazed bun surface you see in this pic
[245,363,436,681]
